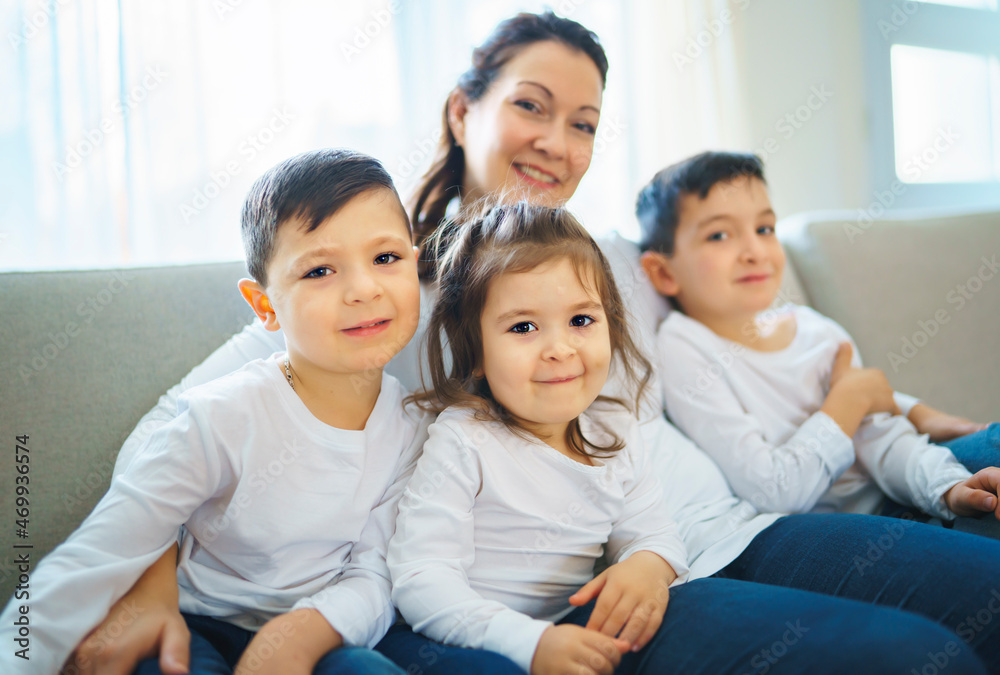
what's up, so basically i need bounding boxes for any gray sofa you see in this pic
[1,208,998,604]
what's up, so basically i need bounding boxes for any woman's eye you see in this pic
[509,322,537,334]
[304,267,332,279]
[570,315,595,327]
[374,252,401,265]
[573,121,597,135]
[515,99,541,113]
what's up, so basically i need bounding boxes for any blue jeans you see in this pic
[377,580,986,674]
[374,622,523,674]
[133,613,404,675]
[716,513,1000,672]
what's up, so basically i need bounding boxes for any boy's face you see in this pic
[252,188,420,378]
[644,176,784,323]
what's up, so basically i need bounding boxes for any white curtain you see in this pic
[1,0,750,270]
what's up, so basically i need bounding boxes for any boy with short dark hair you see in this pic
[0,149,426,674]
[636,151,1000,528]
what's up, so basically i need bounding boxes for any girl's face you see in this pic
[478,256,611,445]
[451,40,603,207]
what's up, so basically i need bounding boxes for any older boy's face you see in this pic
[263,188,420,378]
[666,176,784,322]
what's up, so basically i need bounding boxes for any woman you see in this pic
[71,11,997,675]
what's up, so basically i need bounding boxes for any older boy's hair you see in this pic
[241,148,404,286]
[412,198,652,458]
[636,151,766,255]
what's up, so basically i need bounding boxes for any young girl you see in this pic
[379,201,989,675]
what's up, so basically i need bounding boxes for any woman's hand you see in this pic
[568,551,676,653]
[943,467,1000,519]
[232,609,342,675]
[907,403,989,443]
[62,546,189,675]
[531,625,629,675]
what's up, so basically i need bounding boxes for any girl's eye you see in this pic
[707,231,728,242]
[304,267,332,279]
[374,252,401,265]
[757,225,776,236]
[509,322,537,334]
[573,121,597,135]
[514,99,541,114]
[570,315,595,327]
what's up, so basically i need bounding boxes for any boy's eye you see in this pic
[570,315,595,327]
[374,252,401,265]
[304,267,332,279]
[707,231,728,242]
[509,321,537,334]
[757,224,776,236]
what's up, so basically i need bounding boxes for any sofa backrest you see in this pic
[780,208,1000,423]
[0,263,254,603]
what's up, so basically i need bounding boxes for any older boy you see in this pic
[636,151,1000,527]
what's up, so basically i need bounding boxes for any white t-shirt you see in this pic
[1,355,429,674]
[656,305,970,518]
[387,404,690,671]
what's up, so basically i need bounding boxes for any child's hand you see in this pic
[828,343,901,417]
[62,547,189,675]
[943,468,1000,519]
[531,624,629,675]
[907,403,990,443]
[568,551,677,652]
[233,609,343,675]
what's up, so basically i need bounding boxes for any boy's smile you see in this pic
[644,176,785,336]
[478,257,611,455]
[243,188,420,398]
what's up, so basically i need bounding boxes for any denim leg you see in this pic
[133,614,252,675]
[717,513,1000,671]
[559,580,985,675]
[312,646,406,675]
[943,423,1000,473]
[374,622,526,674]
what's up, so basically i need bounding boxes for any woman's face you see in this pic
[451,40,604,206]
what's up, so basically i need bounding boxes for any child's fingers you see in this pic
[159,616,192,674]
[570,571,607,607]
[830,343,853,385]
[585,585,622,633]
[618,595,661,648]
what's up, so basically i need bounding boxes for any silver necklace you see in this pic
[283,355,295,391]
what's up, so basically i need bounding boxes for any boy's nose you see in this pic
[344,271,383,303]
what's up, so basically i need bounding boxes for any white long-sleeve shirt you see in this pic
[0,355,429,674]
[387,404,689,672]
[657,305,971,518]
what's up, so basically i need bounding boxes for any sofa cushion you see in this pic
[0,263,254,603]
[780,208,1000,423]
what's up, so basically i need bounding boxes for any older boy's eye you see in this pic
[570,315,595,327]
[374,252,401,265]
[509,322,537,334]
[304,267,332,279]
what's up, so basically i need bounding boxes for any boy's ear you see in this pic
[640,251,681,297]
[238,279,281,332]
[447,89,470,148]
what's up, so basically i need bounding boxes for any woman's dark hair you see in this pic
[410,11,609,279]
[410,199,651,458]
